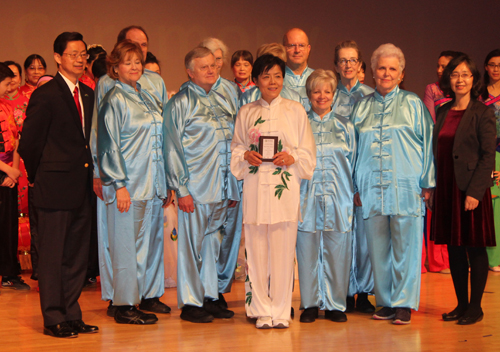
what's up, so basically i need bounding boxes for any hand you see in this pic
[162,190,174,209]
[228,200,238,208]
[494,171,500,186]
[6,166,21,183]
[353,192,362,207]
[93,178,104,200]
[244,151,263,167]
[273,152,294,167]
[1,177,16,188]
[178,195,195,213]
[464,195,479,211]
[28,183,34,187]
[116,187,131,213]
[421,188,434,211]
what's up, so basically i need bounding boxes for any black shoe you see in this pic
[325,310,347,322]
[43,322,78,338]
[345,296,355,313]
[1,276,31,290]
[392,308,411,325]
[442,306,466,321]
[139,297,171,314]
[114,306,158,324]
[83,277,97,288]
[30,272,39,281]
[203,299,234,319]
[218,293,228,309]
[356,293,375,313]
[291,307,294,317]
[67,319,99,333]
[457,309,484,325]
[180,305,214,323]
[107,301,117,317]
[373,307,395,320]
[300,307,319,323]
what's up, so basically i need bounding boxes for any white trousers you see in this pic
[244,221,297,322]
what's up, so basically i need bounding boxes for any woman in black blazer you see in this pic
[431,53,496,325]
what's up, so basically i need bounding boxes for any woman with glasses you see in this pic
[19,54,46,99]
[331,40,375,314]
[352,43,435,325]
[432,53,496,325]
[481,49,500,272]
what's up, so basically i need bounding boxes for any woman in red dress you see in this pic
[19,54,46,99]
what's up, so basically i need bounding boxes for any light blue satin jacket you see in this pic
[97,80,167,203]
[352,86,435,219]
[239,85,304,110]
[299,110,357,233]
[332,80,374,120]
[163,80,240,203]
[284,66,314,112]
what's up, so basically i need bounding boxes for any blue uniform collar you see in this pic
[375,85,399,103]
[115,79,142,93]
[338,80,361,94]
[285,65,309,79]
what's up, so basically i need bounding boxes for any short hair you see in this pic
[117,25,149,44]
[92,57,107,80]
[334,40,362,65]
[3,61,22,77]
[54,32,86,56]
[107,40,144,80]
[360,61,366,72]
[440,52,482,101]
[0,62,14,83]
[305,69,338,99]
[439,50,458,59]
[145,52,160,65]
[282,28,309,45]
[199,38,228,64]
[23,54,47,70]
[231,50,253,67]
[87,44,106,63]
[256,43,287,62]
[185,46,213,70]
[370,43,405,73]
[251,54,286,81]
[482,48,500,100]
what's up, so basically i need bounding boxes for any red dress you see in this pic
[19,83,36,100]
[431,109,496,247]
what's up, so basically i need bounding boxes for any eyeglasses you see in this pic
[487,63,500,70]
[63,52,89,60]
[199,64,217,72]
[286,44,308,51]
[450,72,472,80]
[215,57,223,63]
[338,58,359,66]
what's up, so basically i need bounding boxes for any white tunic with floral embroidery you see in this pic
[230,96,316,225]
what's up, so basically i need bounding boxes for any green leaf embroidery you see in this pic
[246,291,253,306]
[250,144,259,152]
[253,116,265,126]
[281,174,288,189]
[249,166,259,174]
[272,168,282,175]
[283,171,292,181]
[278,139,283,152]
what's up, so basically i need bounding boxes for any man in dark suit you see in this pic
[19,32,99,338]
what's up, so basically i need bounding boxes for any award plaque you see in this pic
[259,136,278,162]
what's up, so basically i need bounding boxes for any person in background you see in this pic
[231,50,255,93]
[145,52,161,74]
[1,61,29,131]
[297,69,355,323]
[432,53,496,325]
[352,43,435,325]
[0,63,28,291]
[79,44,106,90]
[19,54,46,99]
[331,40,375,314]
[357,61,366,85]
[200,37,228,76]
[480,49,500,272]
[37,75,53,87]
[283,28,314,111]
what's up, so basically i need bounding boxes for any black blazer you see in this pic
[19,72,94,210]
[433,99,496,201]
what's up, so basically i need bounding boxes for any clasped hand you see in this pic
[244,151,295,167]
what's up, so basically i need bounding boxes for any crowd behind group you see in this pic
[0,25,499,338]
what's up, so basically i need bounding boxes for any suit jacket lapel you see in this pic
[433,102,452,158]
[81,87,93,143]
[453,100,475,152]
[55,73,85,139]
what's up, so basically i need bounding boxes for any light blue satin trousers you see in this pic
[364,215,423,310]
[217,201,242,293]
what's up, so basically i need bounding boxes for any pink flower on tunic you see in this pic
[248,128,261,145]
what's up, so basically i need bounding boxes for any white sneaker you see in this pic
[256,316,272,329]
[272,319,289,328]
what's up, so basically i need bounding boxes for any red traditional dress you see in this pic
[79,73,96,90]
[19,83,36,100]
[234,78,255,93]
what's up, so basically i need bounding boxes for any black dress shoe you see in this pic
[300,307,319,323]
[356,293,376,313]
[457,310,484,325]
[442,308,466,322]
[291,307,294,317]
[218,293,228,309]
[67,320,99,333]
[203,299,234,319]
[107,301,117,317]
[43,322,78,338]
[180,305,214,323]
[139,297,171,313]
[325,310,348,322]
[345,296,355,313]
[114,306,158,324]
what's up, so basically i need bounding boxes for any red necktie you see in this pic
[73,86,83,125]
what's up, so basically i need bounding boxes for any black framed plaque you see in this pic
[259,136,278,162]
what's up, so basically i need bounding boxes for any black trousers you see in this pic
[0,185,19,277]
[37,191,92,326]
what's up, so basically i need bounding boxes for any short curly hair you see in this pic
[106,40,144,80]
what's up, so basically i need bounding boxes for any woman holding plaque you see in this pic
[230,54,316,329]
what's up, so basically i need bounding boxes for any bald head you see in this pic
[283,28,310,72]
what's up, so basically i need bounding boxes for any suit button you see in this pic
[85,145,88,149]
[84,163,89,167]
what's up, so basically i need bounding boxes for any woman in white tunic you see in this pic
[230,54,316,329]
